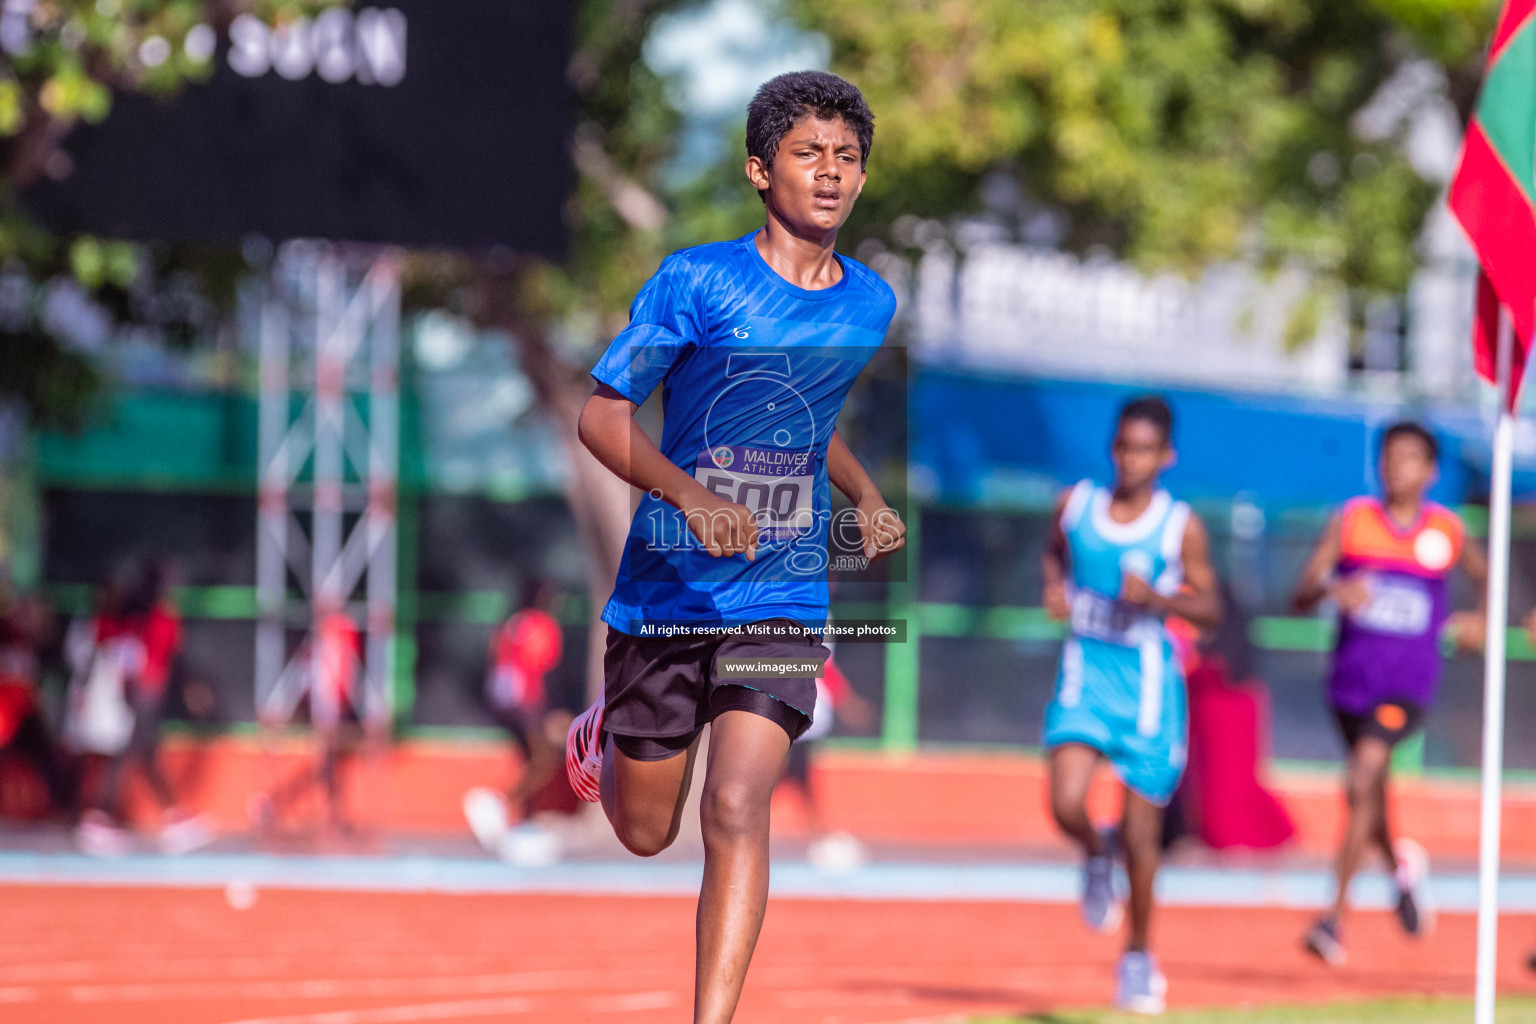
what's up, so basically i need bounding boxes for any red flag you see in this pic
[1449,0,1536,407]
[1472,271,1531,407]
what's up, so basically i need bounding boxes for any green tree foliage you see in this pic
[510,0,728,348]
[11,1,1500,426]
[0,0,333,429]
[785,0,1498,297]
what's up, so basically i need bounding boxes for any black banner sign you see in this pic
[25,1,574,255]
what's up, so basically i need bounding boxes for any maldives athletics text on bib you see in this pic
[694,445,815,545]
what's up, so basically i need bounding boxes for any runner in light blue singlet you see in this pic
[1039,395,1222,1015]
[1044,478,1191,805]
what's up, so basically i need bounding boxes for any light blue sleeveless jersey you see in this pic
[1044,479,1190,805]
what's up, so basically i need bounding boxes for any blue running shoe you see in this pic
[1115,950,1167,1014]
[1082,826,1122,933]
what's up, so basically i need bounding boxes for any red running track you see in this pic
[5,886,1536,1023]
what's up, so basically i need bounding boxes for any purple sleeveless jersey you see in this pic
[1327,497,1464,714]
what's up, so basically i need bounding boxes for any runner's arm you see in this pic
[1121,514,1222,629]
[1450,535,1491,651]
[1291,514,1344,612]
[828,431,905,560]
[577,383,757,560]
[1041,489,1072,621]
[1460,537,1490,616]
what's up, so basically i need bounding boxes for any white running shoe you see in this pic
[462,786,511,853]
[497,822,562,867]
[1082,826,1123,933]
[1393,836,1436,937]
[76,813,134,857]
[1303,915,1346,966]
[158,813,216,856]
[1115,950,1167,1015]
[565,701,605,803]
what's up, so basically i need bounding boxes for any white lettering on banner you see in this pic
[355,9,407,85]
[227,14,268,77]
[313,9,355,84]
[270,18,314,81]
[228,9,406,86]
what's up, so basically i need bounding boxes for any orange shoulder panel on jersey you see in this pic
[1338,499,1402,561]
[1339,497,1463,575]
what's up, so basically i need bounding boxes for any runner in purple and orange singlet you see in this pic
[1293,421,1488,965]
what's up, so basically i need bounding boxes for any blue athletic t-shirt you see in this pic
[590,231,897,635]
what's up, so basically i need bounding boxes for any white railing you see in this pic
[892,209,1480,400]
[909,240,1349,391]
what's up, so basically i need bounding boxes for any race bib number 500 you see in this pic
[694,446,814,544]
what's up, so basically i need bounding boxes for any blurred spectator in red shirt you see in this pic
[0,592,76,817]
[74,565,213,856]
[463,578,571,864]
[248,606,365,836]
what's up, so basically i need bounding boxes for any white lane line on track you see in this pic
[5,851,1536,912]
[0,951,545,985]
[218,996,539,1024]
[773,987,920,1009]
[65,968,643,1003]
[586,990,678,1012]
[216,990,679,1024]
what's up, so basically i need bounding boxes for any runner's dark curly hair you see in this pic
[746,71,874,170]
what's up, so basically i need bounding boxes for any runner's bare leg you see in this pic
[694,710,792,1024]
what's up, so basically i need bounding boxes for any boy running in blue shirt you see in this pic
[566,71,905,1024]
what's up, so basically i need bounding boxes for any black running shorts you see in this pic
[602,618,826,760]
[1333,699,1424,749]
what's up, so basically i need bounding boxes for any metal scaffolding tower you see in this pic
[255,242,401,729]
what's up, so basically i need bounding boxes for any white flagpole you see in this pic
[1475,305,1515,1024]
